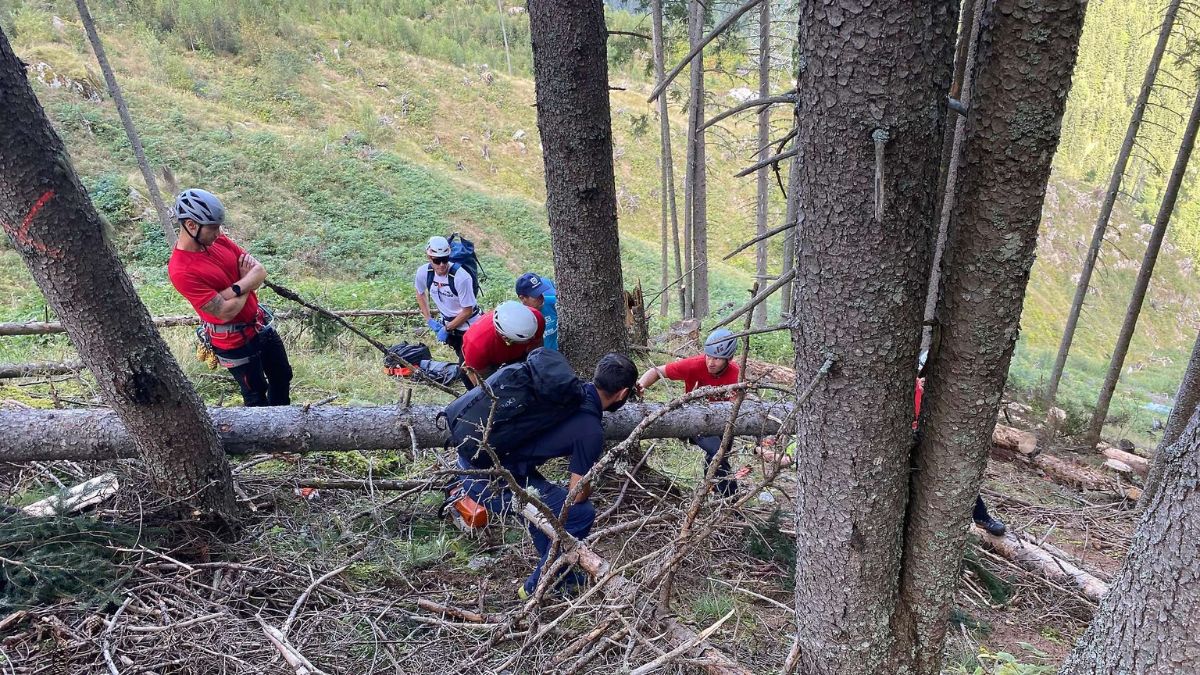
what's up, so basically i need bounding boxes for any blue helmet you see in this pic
[704,328,737,359]
[173,188,225,226]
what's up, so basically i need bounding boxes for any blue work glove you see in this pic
[436,327,449,343]
[426,318,443,333]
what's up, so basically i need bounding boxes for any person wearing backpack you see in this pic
[461,300,545,386]
[515,272,557,351]
[637,328,741,497]
[451,352,638,598]
[414,236,480,363]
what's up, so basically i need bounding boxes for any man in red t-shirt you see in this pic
[167,189,292,406]
[637,328,741,496]
[461,301,545,386]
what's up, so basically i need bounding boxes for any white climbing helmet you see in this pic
[493,301,538,343]
[426,236,451,258]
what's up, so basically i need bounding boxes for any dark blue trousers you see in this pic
[690,435,737,497]
[457,455,594,594]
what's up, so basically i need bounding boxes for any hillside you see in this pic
[0,0,1198,437]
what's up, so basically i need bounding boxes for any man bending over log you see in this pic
[453,352,638,598]
[637,329,741,497]
[168,189,293,406]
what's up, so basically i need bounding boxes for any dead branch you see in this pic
[711,269,796,328]
[734,146,799,178]
[723,219,798,260]
[609,30,651,40]
[701,93,796,131]
[647,0,766,103]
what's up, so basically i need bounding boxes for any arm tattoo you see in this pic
[199,294,225,315]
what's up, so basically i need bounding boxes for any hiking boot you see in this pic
[974,514,1007,537]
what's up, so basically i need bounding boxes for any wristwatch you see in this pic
[231,283,243,297]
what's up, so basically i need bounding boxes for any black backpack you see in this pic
[442,348,584,463]
[426,233,483,298]
[384,342,432,368]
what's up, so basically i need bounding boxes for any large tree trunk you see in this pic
[752,0,771,328]
[890,1,1087,672]
[527,0,628,372]
[1085,85,1200,449]
[788,2,955,673]
[651,0,681,318]
[1046,0,1180,407]
[75,0,175,248]
[1059,407,1200,675]
[1141,328,1200,505]
[0,28,235,522]
[920,0,984,351]
[688,0,710,318]
[0,400,786,463]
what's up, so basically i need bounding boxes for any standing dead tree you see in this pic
[74,0,175,247]
[1085,82,1200,450]
[0,27,235,522]
[753,0,772,328]
[1046,0,1181,407]
[687,0,710,318]
[890,1,1088,672]
[786,1,956,672]
[651,0,682,317]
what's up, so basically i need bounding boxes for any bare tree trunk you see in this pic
[683,115,695,318]
[788,1,955,672]
[780,129,799,318]
[652,0,680,318]
[496,0,513,76]
[527,0,628,373]
[1085,85,1200,450]
[1141,328,1200,506]
[688,0,710,318]
[75,0,175,248]
[0,28,235,522]
[0,400,786,463]
[1060,407,1200,675]
[752,0,771,328]
[920,0,984,351]
[1046,0,1181,407]
[890,1,1086,672]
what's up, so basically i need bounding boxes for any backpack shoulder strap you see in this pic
[446,263,462,297]
[425,266,434,295]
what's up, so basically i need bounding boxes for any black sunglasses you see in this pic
[430,256,450,265]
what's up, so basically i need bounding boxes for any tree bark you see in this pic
[890,2,1087,673]
[0,400,788,463]
[752,0,771,328]
[1085,85,1200,450]
[788,2,955,673]
[651,0,681,318]
[1060,407,1200,675]
[0,28,235,522]
[1046,0,1181,407]
[1141,328,1200,505]
[688,0,710,318]
[74,0,176,248]
[527,0,628,373]
[920,0,985,351]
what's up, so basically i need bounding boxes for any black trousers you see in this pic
[214,328,293,407]
[444,328,474,389]
[690,435,737,497]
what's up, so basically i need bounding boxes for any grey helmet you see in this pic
[173,188,226,226]
[704,328,737,359]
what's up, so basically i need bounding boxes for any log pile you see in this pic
[990,423,1142,500]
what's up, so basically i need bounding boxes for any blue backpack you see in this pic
[442,348,583,463]
[426,232,483,298]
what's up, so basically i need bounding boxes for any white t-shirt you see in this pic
[414,263,479,328]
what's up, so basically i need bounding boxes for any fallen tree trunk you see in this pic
[0,360,84,378]
[0,308,418,337]
[972,524,1108,602]
[0,400,788,463]
[1099,445,1149,477]
[990,423,1141,500]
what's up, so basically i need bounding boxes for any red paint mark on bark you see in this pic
[2,190,64,259]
